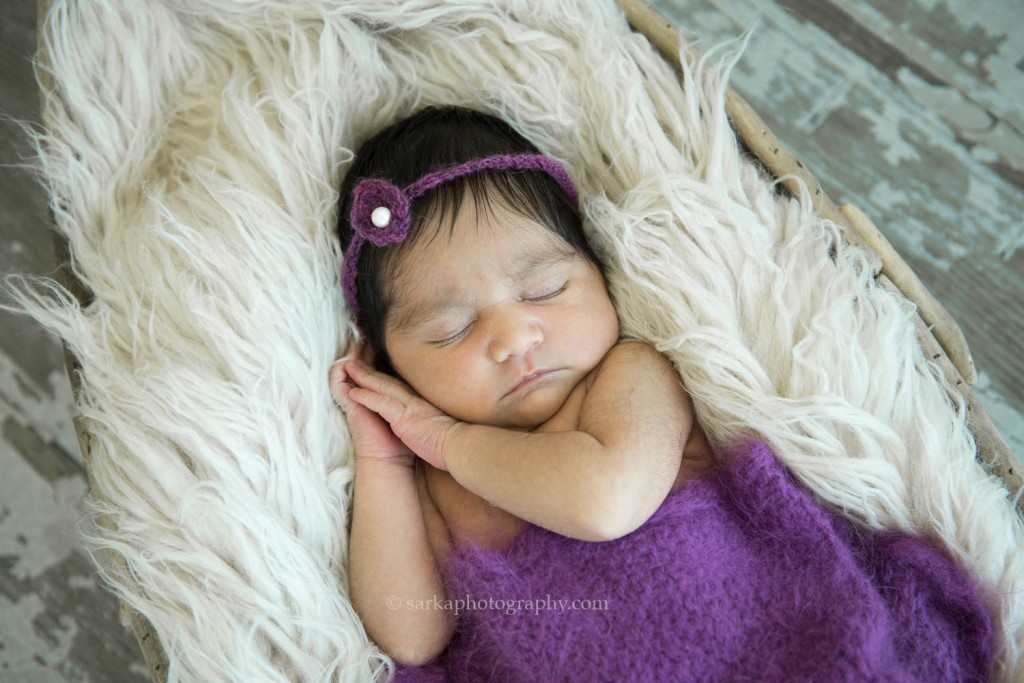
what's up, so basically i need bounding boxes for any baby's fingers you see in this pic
[346,359,413,399]
[329,360,351,405]
[347,386,405,426]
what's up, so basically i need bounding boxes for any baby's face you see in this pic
[383,197,619,430]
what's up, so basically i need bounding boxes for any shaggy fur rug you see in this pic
[13,0,1023,680]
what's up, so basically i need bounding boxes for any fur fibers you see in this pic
[10,0,1023,680]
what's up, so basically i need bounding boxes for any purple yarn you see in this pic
[395,440,993,682]
[341,153,578,316]
[350,178,412,248]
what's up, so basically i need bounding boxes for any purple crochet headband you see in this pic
[341,153,579,316]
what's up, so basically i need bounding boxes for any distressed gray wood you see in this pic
[2,0,1022,680]
[0,0,150,680]
[650,0,1024,458]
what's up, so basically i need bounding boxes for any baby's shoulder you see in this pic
[533,342,660,433]
[602,339,669,365]
[586,340,674,388]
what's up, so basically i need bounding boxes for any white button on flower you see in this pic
[370,206,391,228]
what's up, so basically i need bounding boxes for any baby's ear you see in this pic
[367,346,390,374]
[369,346,398,376]
[361,341,376,365]
[351,326,394,374]
[355,337,384,372]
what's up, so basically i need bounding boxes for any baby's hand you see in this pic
[341,355,459,472]
[330,341,415,467]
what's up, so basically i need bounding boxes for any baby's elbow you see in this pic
[372,610,453,668]
[575,445,676,542]
[384,627,452,668]
[577,508,646,542]
[388,639,447,668]
[570,486,649,542]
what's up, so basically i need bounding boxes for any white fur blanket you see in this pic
[13,0,1023,680]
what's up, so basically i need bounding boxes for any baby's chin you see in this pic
[486,392,572,431]
[496,409,558,432]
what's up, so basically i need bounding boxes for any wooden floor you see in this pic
[1,0,1021,679]
[655,0,1024,456]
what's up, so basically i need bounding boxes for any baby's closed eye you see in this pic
[432,324,473,347]
[520,280,567,302]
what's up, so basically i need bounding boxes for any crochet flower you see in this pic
[349,178,412,247]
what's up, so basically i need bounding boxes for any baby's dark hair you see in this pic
[337,105,601,372]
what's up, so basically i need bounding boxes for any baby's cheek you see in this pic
[428,368,491,420]
[572,298,618,350]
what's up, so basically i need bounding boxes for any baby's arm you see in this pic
[444,341,690,540]
[331,348,454,665]
[344,341,693,542]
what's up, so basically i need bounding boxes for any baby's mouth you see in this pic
[504,369,556,398]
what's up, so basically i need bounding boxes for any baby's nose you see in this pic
[486,310,542,363]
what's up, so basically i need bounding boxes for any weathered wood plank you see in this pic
[0,0,152,680]
[622,0,980,385]
[0,431,151,683]
[650,0,1024,459]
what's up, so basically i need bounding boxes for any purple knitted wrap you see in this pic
[342,153,578,317]
[396,440,993,682]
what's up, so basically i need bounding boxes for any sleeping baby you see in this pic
[330,105,992,682]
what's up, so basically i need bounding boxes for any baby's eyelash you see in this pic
[524,283,567,302]
[433,323,472,347]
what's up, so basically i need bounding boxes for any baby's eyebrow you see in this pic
[389,299,461,332]
[511,246,577,281]
[389,244,579,332]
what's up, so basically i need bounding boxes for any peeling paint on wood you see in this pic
[650,0,1024,460]
[0,438,149,682]
[0,349,81,471]
[1,0,151,679]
